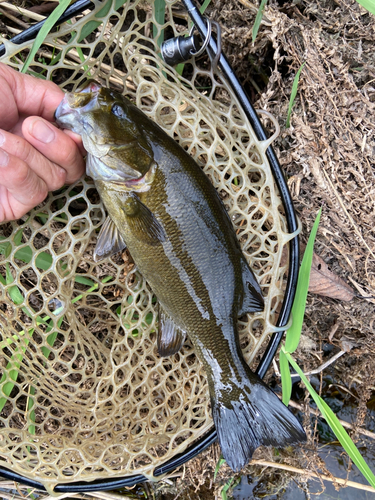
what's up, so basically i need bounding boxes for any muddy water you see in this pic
[231,372,375,499]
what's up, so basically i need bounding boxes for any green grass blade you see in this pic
[0,241,10,257]
[285,208,321,353]
[279,349,292,405]
[286,62,305,128]
[283,348,375,489]
[0,347,27,412]
[41,316,64,359]
[74,276,96,286]
[221,478,234,500]
[21,0,71,74]
[79,20,102,43]
[27,385,36,435]
[0,237,52,270]
[79,0,125,42]
[14,228,23,246]
[200,0,212,13]
[252,0,268,43]
[214,456,226,480]
[153,0,166,48]
[14,247,53,271]
[355,0,375,14]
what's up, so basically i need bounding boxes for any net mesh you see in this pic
[0,0,296,490]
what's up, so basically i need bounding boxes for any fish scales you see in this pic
[55,81,306,471]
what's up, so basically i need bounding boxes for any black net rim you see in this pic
[0,0,300,492]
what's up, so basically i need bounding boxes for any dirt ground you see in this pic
[1,0,375,498]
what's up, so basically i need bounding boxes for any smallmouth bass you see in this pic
[55,81,306,471]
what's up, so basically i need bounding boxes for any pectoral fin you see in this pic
[123,192,166,246]
[238,259,264,315]
[93,216,127,262]
[157,305,186,357]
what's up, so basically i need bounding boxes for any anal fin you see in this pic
[157,305,186,357]
[93,216,127,262]
[238,259,264,315]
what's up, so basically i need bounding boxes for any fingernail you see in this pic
[0,148,9,167]
[0,131,4,147]
[29,120,55,144]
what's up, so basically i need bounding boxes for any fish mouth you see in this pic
[54,97,76,130]
[55,80,102,131]
[55,80,144,182]
[76,80,102,94]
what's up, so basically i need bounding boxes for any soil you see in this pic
[1,0,375,498]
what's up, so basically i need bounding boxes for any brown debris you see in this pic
[309,252,355,301]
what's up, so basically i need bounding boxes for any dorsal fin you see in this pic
[238,259,264,316]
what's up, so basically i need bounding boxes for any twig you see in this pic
[290,350,346,378]
[0,492,25,500]
[4,26,21,36]
[42,494,83,500]
[287,399,375,440]
[85,492,135,500]
[347,276,375,304]
[0,8,30,29]
[347,375,375,392]
[272,358,280,377]
[0,2,46,22]
[249,459,375,492]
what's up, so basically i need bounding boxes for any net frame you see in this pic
[0,0,300,492]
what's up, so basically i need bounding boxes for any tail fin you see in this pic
[211,373,306,471]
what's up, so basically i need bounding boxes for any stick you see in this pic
[249,459,375,492]
[289,350,346,378]
[287,399,375,440]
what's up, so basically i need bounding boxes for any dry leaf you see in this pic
[309,253,355,301]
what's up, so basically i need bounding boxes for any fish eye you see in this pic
[111,104,125,118]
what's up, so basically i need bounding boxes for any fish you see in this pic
[55,81,306,471]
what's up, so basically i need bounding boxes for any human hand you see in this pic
[0,63,86,223]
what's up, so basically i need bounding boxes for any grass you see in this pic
[20,0,126,79]
[0,209,153,418]
[153,0,166,49]
[280,209,375,489]
[21,0,71,74]
[215,209,375,493]
[0,223,120,417]
[252,0,268,43]
[355,0,375,14]
[286,62,305,128]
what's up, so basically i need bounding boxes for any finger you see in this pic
[0,63,64,128]
[23,117,86,184]
[0,127,68,192]
[63,129,87,156]
[0,148,48,218]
